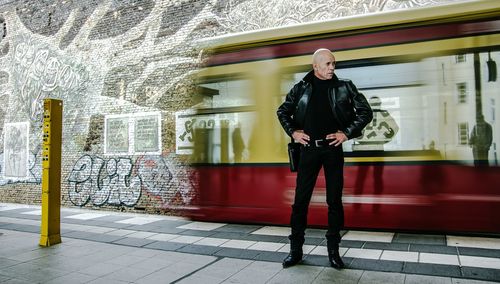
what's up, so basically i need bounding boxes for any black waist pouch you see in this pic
[287,142,301,172]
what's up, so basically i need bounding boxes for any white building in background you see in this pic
[422,52,498,165]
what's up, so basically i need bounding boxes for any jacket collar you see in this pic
[302,70,339,85]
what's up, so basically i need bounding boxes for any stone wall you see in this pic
[0,0,456,215]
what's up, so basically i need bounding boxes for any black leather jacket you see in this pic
[277,71,373,139]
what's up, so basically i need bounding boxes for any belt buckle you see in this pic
[315,139,323,147]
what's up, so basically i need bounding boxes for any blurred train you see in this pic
[177,0,500,234]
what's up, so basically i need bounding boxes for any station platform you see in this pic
[0,202,499,284]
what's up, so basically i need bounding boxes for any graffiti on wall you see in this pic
[0,150,42,186]
[67,155,142,207]
[67,154,193,207]
[3,122,29,179]
[215,0,458,32]
[12,36,89,122]
[0,14,8,57]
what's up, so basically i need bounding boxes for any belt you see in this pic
[306,139,332,148]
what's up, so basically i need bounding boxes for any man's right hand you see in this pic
[292,130,310,145]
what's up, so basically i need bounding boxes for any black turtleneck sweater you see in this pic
[304,76,339,140]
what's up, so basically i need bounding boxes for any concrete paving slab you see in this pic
[77,262,124,277]
[103,254,148,266]
[343,231,394,243]
[112,237,156,247]
[116,216,163,225]
[251,226,289,236]
[87,277,130,284]
[420,252,460,266]
[176,244,223,255]
[242,233,287,243]
[78,233,126,243]
[0,257,20,269]
[363,241,410,251]
[222,260,283,284]
[447,236,500,250]
[178,274,225,284]
[460,255,500,269]
[144,240,187,251]
[380,250,419,262]
[339,239,365,248]
[461,267,500,282]
[43,272,99,284]
[304,237,324,246]
[105,229,137,237]
[312,267,363,284]
[177,229,217,237]
[101,265,159,282]
[215,224,261,233]
[410,244,458,255]
[458,247,500,258]
[254,251,288,263]
[305,228,328,238]
[177,221,226,231]
[184,257,251,279]
[65,213,108,220]
[302,254,331,267]
[358,270,405,284]
[345,248,382,260]
[194,237,229,247]
[451,277,498,284]
[393,233,446,245]
[248,241,285,252]
[403,263,462,278]
[170,235,204,244]
[214,247,261,260]
[220,239,256,249]
[267,264,324,284]
[405,273,453,284]
[146,233,179,242]
[349,258,403,273]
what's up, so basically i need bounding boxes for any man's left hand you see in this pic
[327,131,348,147]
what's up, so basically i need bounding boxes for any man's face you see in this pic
[313,52,336,80]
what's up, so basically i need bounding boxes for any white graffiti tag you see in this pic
[67,155,142,207]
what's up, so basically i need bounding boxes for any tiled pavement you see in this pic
[0,203,499,283]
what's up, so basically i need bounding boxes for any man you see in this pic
[277,48,373,269]
[469,114,493,167]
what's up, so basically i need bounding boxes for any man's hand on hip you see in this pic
[327,131,348,147]
[292,130,310,145]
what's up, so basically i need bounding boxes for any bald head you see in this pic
[312,48,333,64]
[312,48,336,80]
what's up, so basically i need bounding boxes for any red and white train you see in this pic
[179,0,500,234]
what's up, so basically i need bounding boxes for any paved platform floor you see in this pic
[0,202,499,283]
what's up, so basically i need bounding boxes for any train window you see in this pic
[176,78,256,163]
[281,62,419,153]
[279,51,498,165]
[197,79,253,108]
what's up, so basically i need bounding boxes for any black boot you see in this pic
[282,250,303,268]
[282,237,303,268]
[327,242,345,269]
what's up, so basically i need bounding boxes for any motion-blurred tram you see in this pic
[178,0,500,234]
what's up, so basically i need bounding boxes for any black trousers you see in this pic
[290,145,344,248]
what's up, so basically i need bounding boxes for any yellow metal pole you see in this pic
[39,99,63,247]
